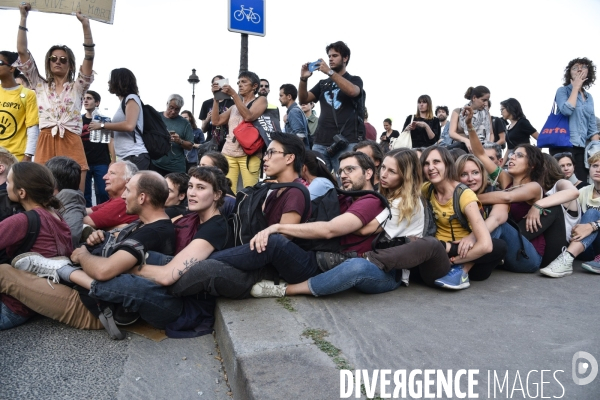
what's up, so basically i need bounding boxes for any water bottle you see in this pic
[90,107,102,143]
[100,117,111,144]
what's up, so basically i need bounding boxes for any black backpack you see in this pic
[0,187,24,222]
[121,97,171,160]
[228,181,311,247]
[295,187,342,252]
[0,210,40,264]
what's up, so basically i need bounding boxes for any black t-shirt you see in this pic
[193,214,230,251]
[402,116,440,148]
[116,219,176,264]
[506,118,537,150]
[309,72,364,146]
[81,115,111,166]
[199,98,235,143]
[380,130,399,143]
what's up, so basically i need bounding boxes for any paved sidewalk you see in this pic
[216,265,600,399]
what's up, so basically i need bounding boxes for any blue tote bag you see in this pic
[537,99,572,148]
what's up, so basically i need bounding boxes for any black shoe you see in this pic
[315,251,358,272]
[113,306,140,326]
[99,308,126,340]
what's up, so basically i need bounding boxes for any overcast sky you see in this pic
[1,0,599,138]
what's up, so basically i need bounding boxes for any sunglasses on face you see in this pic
[0,60,11,67]
[49,55,68,64]
[554,152,573,159]
[260,84,269,88]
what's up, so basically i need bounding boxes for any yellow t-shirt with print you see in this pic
[422,182,482,242]
[0,85,39,160]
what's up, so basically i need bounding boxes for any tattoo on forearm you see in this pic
[177,258,200,277]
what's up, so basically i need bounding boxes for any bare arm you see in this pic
[536,179,579,209]
[298,63,317,104]
[279,211,302,240]
[451,202,493,264]
[211,97,232,127]
[250,212,365,252]
[83,215,97,228]
[477,182,542,205]
[17,4,30,62]
[90,99,140,133]
[71,247,137,282]
[133,238,215,286]
[77,12,94,76]
[220,86,267,122]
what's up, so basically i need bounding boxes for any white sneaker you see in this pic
[11,252,72,287]
[539,247,573,278]
[250,280,287,298]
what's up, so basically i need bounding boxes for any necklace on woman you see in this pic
[594,186,600,196]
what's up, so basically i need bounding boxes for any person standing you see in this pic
[150,95,194,175]
[180,110,204,172]
[0,50,38,161]
[436,106,452,146]
[199,75,234,150]
[402,95,440,148]
[279,84,309,148]
[15,3,95,191]
[299,41,364,173]
[550,58,598,182]
[379,118,399,153]
[211,71,267,193]
[81,90,113,207]
[363,108,377,141]
[300,102,318,148]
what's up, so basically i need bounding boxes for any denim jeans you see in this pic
[576,209,600,259]
[492,223,541,272]
[308,258,401,297]
[89,274,183,329]
[0,301,31,330]
[312,142,358,175]
[84,164,109,207]
[209,234,320,284]
[146,251,173,266]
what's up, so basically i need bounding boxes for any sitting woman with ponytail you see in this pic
[0,162,73,329]
[301,150,339,199]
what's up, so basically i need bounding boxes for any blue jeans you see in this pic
[576,209,600,259]
[312,142,358,175]
[84,164,109,207]
[146,251,173,266]
[308,258,401,297]
[89,274,183,329]
[492,223,541,272]
[209,234,320,284]
[0,301,31,330]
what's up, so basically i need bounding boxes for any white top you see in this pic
[376,197,425,240]
[112,94,147,159]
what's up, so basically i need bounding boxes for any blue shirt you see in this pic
[556,84,598,147]
[285,102,308,135]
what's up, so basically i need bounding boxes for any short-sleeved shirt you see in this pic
[309,72,364,146]
[112,94,147,159]
[308,177,335,200]
[193,214,229,251]
[0,85,38,160]
[199,98,235,143]
[151,114,193,173]
[338,194,385,255]
[505,118,537,150]
[90,197,139,229]
[116,219,175,264]
[422,182,481,242]
[263,179,310,226]
[14,54,93,137]
[81,115,111,165]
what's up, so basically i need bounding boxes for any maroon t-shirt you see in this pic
[90,197,138,229]
[0,208,73,317]
[339,194,385,256]
[263,179,310,226]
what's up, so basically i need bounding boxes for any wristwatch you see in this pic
[328,70,334,77]
[100,122,105,129]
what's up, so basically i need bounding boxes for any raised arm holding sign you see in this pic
[15,2,96,192]
[0,0,115,24]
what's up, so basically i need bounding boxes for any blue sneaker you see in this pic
[434,265,470,290]
[581,259,600,274]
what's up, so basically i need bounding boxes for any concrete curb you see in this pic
[215,297,341,400]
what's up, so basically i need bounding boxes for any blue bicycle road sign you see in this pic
[228,0,266,36]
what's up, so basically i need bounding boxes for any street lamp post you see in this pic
[187,68,200,116]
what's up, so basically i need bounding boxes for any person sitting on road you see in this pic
[252,148,452,298]
[83,161,139,230]
[164,172,189,219]
[301,150,339,200]
[9,171,179,339]
[0,162,72,330]
[420,146,503,290]
[46,156,86,249]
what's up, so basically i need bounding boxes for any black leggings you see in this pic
[469,238,507,281]
[517,204,568,268]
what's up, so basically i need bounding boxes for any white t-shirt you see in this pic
[376,197,425,240]
[547,182,581,242]
[578,185,600,213]
[112,94,147,159]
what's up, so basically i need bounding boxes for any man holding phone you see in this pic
[298,41,364,173]
[150,94,194,176]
